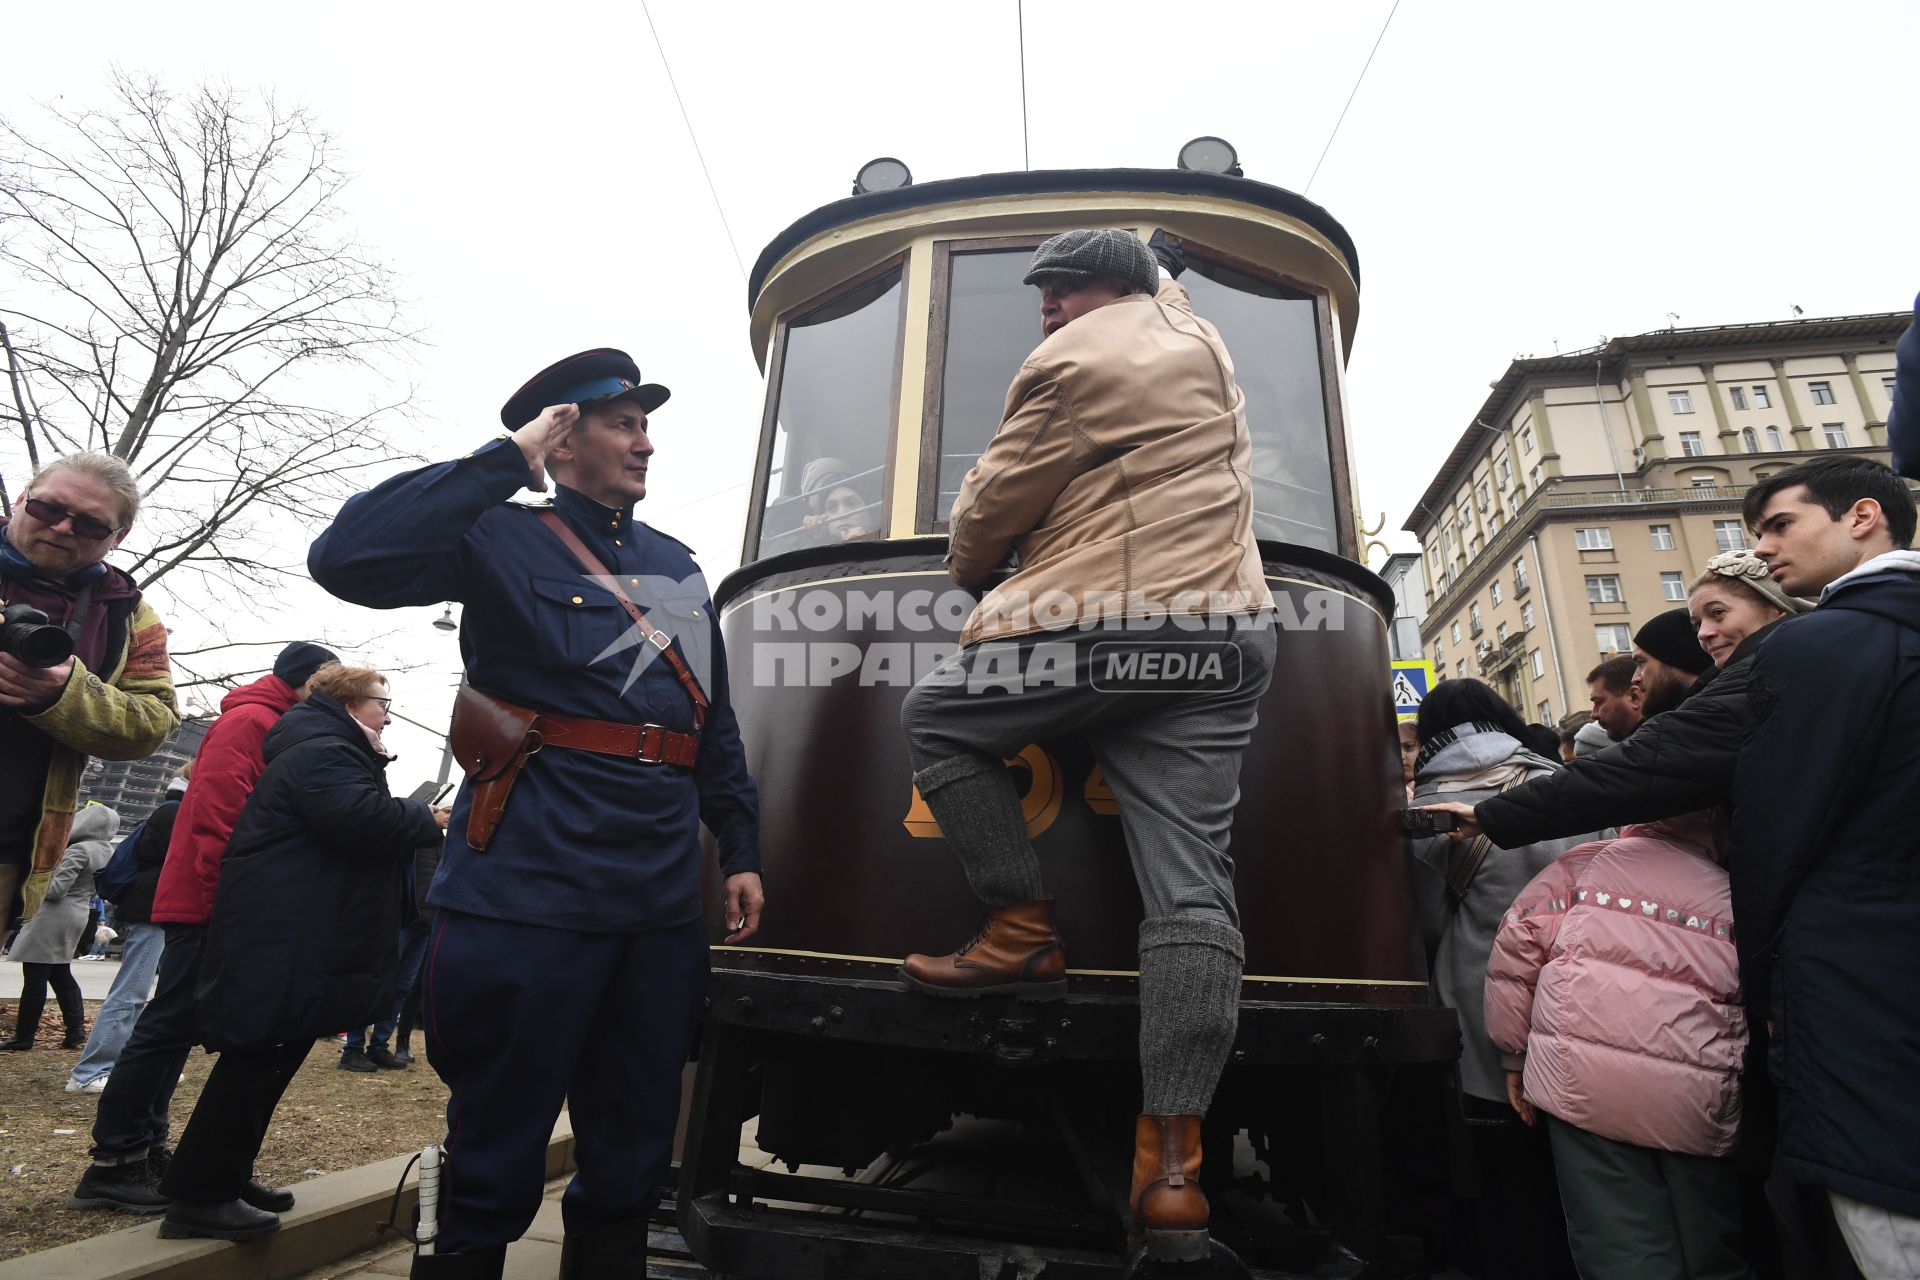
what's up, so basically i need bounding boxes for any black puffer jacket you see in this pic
[114,794,179,923]
[1475,623,1784,850]
[195,693,440,1052]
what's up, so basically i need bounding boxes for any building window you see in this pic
[1521,424,1536,453]
[1809,381,1836,406]
[1468,537,1481,560]
[1662,571,1686,601]
[1692,476,1717,489]
[1669,390,1695,413]
[1513,557,1530,593]
[1487,513,1501,536]
[1497,621,1510,643]
[1586,574,1624,604]
[1575,527,1613,550]
[1824,423,1850,448]
[1753,385,1771,409]
[1741,426,1759,452]
[1530,648,1544,678]
[1491,579,1504,606]
[1531,464,1544,486]
[1476,480,1492,510]
[1469,603,1484,635]
[1434,640,1445,666]
[1680,431,1705,456]
[1753,471,1770,483]
[1714,520,1747,553]
[1457,660,1466,678]
[1595,623,1633,653]
[1766,425,1783,450]
[1730,386,1748,410]
[1538,699,1554,724]
[1451,622,1461,644]
[1497,453,1513,486]
[1522,601,1536,630]
[1650,523,1675,549]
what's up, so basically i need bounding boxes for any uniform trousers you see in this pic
[161,1039,314,1202]
[89,924,203,1162]
[423,910,708,1253]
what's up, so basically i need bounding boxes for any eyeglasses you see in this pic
[1036,278,1090,304]
[22,498,120,542]
[370,697,392,712]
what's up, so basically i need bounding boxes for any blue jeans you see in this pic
[344,924,431,1055]
[68,923,165,1087]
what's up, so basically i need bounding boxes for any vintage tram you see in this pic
[678,156,1457,1279]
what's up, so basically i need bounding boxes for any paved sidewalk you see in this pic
[2,956,127,1001]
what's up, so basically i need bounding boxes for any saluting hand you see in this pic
[723,872,765,945]
[512,403,580,492]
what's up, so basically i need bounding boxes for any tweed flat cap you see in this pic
[1022,229,1159,297]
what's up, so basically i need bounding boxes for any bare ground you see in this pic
[0,999,449,1262]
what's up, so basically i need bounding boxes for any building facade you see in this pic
[1377,551,1428,662]
[80,717,210,834]
[1405,311,1907,725]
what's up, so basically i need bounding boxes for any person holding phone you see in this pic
[308,350,762,1280]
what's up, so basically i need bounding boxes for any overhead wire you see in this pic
[1303,0,1402,196]
[641,0,747,281]
[1017,0,1031,170]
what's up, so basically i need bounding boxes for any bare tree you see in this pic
[0,72,416,596]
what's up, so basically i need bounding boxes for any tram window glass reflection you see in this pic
[1177,251,1339,551]
[755,267,904,558]
[931,247,1038,525]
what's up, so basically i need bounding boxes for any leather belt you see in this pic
[531,711,699,768]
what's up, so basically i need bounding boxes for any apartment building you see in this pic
[1404,310,1907,726]
[1378,551,1428,662]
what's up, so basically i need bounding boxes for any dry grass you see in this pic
[0,1000,448,1262]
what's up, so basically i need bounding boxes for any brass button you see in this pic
[571,595,583,605]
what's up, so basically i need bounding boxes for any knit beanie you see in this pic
[1633,608,1714,675]
[273,641,339,688]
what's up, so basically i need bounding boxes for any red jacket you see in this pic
[149,675,298,925]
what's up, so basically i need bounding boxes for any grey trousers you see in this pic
[1545,1114,1753,1280]
[900,617,1276,927]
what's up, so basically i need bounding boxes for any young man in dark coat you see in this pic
[1734,457,1920,1275]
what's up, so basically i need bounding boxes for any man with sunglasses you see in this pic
[309,349,761,1280]
[1,453,177,945]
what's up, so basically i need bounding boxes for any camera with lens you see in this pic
[0,603,76,668]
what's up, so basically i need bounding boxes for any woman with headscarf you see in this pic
[1407,678,1607,1279]
[798,456,877,544]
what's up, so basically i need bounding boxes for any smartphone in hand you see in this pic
[1400,808,1460,837]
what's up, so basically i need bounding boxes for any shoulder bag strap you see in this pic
[1444,773,1526,913]
[535,511,709,733]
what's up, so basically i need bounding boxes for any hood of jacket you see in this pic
[261,691,388,769]
[1819,552,1920,629]
[1415,724,1561,783]
[219,672,298,718]
[69,803,119,845]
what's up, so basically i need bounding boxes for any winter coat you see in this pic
[114,794,179,923]
[1474,624,1782,851]
[1732,552,1920,1216]
[1485,813,1746,1157]
[151,674,299,925]
[946,277,1272,647]
[1407,727,1609,1103]
[0,524,176,893]
[194,692,440,1052]
[8,805,119,964]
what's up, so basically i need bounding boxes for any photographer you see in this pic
[1,454,177,927]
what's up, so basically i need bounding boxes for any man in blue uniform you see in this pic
[309,350,763,1280]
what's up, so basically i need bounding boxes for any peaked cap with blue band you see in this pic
[499,348,670,430]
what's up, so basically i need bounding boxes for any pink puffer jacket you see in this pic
[1484,813,1747,1157]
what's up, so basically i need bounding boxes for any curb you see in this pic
[0,1118,575,1280]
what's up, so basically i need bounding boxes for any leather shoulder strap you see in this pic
[535,511,709,731]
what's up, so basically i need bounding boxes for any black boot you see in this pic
[158,1197,281,1240]
[559,1215,651,1279]
[410,1243,509,1278]
[4,984,45,1049]
[55,978,86,1048]
[241,1177,295,1212]
[67,1158,170,1213]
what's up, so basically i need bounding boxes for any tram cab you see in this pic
[679,160,1457,1279]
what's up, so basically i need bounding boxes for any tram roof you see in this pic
[747,167,1361,311]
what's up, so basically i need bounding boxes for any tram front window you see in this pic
[931,247,1037,524]
[1179,254,1339,552]
[754,267,903,559]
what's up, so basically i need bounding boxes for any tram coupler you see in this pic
[1122,1238,1253,1280]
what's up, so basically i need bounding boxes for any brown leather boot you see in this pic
[898,899,1067,999]
[1128,1114,1209,1262]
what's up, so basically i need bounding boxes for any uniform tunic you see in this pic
[307,438,759,932]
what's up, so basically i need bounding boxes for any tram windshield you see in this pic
[754,267,904,559]
[926,239,1340,551]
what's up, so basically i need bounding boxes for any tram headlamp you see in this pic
[1176,136,1243,177]
[852,157,913,195]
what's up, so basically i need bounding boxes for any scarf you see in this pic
[0,519,118,672]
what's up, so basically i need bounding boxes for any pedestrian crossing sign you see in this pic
[1392,660,1434,722]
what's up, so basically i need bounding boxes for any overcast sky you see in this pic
[6,0,1918,779]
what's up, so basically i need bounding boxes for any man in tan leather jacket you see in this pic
[899,228,1276,1267]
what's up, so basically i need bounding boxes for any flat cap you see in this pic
[1022,229,1159,298]
[499,348,670,431]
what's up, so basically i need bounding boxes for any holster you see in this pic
[448,684,540,851]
